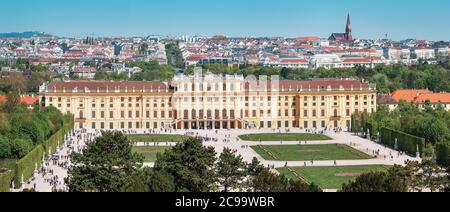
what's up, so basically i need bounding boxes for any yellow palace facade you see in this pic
[40,74,377,130]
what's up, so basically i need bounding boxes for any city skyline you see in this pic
[1,0,450,41]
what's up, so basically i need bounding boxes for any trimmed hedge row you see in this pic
[380,127,426,156]
[0,170,12,192]
[436,143,450,167]
[13,115,74,189]
[43,116,73,158]
[13,145,44,188]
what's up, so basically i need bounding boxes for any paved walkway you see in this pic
[20,129,99,192]
[18,128,420,192]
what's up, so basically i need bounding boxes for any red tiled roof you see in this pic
[0,96,39,105]
[186,54,209,61]
[279,58,308,64]
[342,58,371,63]
[46,81,168,93]
[391,90,432,103]
[20,96,39,105]
[245,79,373,91]
[414,93,450,104]
[296,36,321,41]
[344,49,377,53]
[298,45,314,49]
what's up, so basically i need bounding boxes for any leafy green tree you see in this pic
[142,168,175,192]
[247,157,265,176]
[121,170,149,192]
[251,169,320,192]
[341,171,407,192]
[139,43,149,55]
[251,169,288,192]
[165,43,184,68]
[1,91,20,113]
[154,137,217,192]
[288,180,321,192]
[67,131,144,192]
[216,148,247,192]
[9,138,33,159]
[0,136,12,158]
[18,117,46,144]
[128,61,175,81]
[416,160,447,192]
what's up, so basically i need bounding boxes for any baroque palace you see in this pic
[39,73,377,130]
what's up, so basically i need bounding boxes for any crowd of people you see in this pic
[18,126,410,192]
[22,128,104,192]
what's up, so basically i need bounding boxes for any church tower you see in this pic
[345,13,353,41]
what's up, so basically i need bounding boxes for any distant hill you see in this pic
[0,31,54,38]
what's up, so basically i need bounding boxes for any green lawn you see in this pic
[127,134,191,143]
[239,133,332,141]
[251,144,372,161]
[278,165,391,189]
[132,146,172,162]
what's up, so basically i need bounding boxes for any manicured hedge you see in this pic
[43,116,73,158]
[380,127,426,156]
[13,115,74,188]
[436,143,450,167]
[14,145,44,188]
[0,170,12,192]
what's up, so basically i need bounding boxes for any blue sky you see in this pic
[1,0,449,40]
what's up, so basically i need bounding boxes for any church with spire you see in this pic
[329,13,353,42]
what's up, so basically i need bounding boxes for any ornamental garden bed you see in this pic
[251,144,371,161]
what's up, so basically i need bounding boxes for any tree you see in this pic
[416,160,447,192]
[67,131,144,192]
[139,43,149,55]
[250,169,320,192]
[251,169,289,192]
[2,92,20,113]
[154,137,217,192]
[216,148,247,192]
[340,169,409,192]
[9,138,33,159]
[121,170,148,192]
[0,136,12,158]
[247,157,265,177]
[142,168,175,192]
